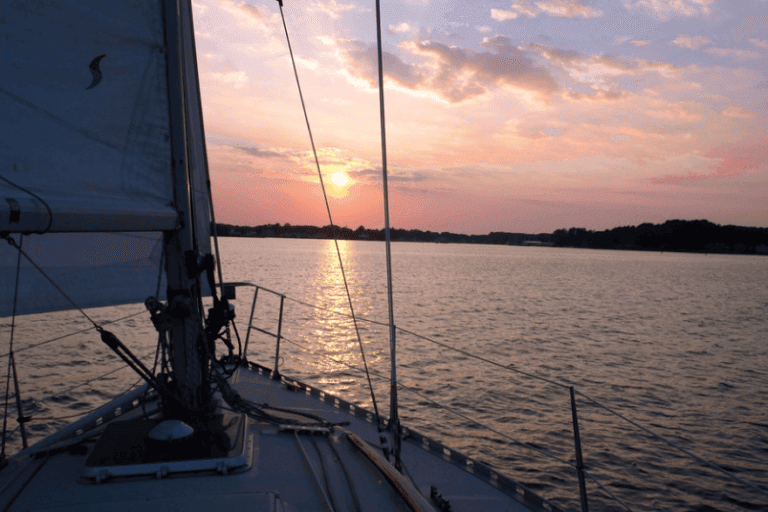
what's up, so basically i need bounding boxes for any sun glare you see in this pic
[331,172,349,187]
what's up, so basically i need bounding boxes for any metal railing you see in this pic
[228,281,768,512]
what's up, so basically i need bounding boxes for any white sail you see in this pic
[0,0,211,316]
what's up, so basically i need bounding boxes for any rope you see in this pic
[276,0,382,428]
[212,365,346,428]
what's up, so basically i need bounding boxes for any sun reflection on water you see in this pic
[295,240,383,395]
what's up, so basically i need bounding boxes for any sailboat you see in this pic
[0,1,564,510]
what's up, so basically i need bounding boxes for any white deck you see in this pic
[0,364,559,512]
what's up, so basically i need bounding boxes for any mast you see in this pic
[162,0,209,418]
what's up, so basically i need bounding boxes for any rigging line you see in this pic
[398,326,768,499]
[1,235,23,458]
[48,353,154,404]
[1,352,10,459]
[155,242,165,300]
[278,333,577,471]
[181,0,224,288]
[0,310,146,361]
[573,389,768,499]
[1,235,99,330]
[374,0,400,453]
[0,169,53,234]
[396,326,571,390]
[3,234,28,452]
[42,367,151,423]
[277,0,382,424]
[283,295,390,327]
[582,468,633,512]
[277,334,631,511]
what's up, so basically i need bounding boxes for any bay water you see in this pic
[3,237,767,512]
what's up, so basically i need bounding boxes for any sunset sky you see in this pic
[192,0,768,234]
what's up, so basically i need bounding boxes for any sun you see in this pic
[331,172,349,187]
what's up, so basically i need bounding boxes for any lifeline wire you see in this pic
[279,332,633,512]
[256,287,768,505]
[276,0,382,424]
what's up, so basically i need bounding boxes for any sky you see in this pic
[192,0,768,235]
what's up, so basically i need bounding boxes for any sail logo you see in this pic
[86,54,107,90]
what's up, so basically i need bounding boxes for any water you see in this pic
[2,238,767,512]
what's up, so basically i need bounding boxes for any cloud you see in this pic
[476,26,492,33]
[525,43,677,92]
[336,35,559,103]
[645,104,701,121]
[750,38,768,50]
[492,0,602,20]
[563,90,632,102]
[220,0,271,25]
[312,0,356,19]
[631,40,652,47]
[535,0,603,18]
[731,12,768,42]
[672,35,712,50]
[704,47,761,61]
[337,38,426,88]
[491,8,520,21]
[388,22,416,34]
[207,71,249,89]
[623,0,716,20]
[237,146,285,159]
[721,106,754,119]
[651,123,768,183]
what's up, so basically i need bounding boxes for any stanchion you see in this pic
[570,386,589,512]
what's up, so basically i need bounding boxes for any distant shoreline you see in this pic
[215,219,768,256]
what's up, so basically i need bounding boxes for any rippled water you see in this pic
[3,238,767,512]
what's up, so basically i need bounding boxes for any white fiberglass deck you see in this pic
[0,364,558,512]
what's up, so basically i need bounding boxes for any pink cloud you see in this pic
[491,0,602,20]
[651,121,768,183]
[623,0,716,20]
[672,35,711,50]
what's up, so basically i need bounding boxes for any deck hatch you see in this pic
[84,406,251,482]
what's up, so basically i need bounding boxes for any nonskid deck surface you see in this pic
[0,365,552,512]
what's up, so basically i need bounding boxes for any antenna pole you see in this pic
[375,0,401,469]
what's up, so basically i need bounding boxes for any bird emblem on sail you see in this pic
[86,54,107,90]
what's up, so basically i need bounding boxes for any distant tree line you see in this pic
[214,219,768,255]
[551,220,768,254]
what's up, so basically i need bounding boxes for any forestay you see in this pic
[0,0,211,316]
